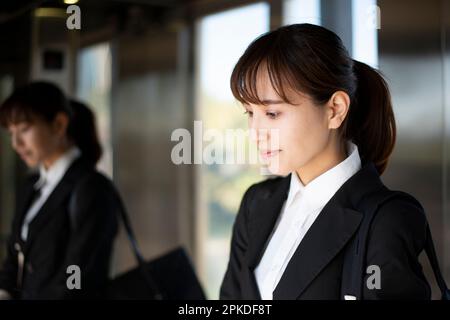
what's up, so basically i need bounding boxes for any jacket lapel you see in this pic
[24,158,90,250]
[246,175,290,270]
[13,175,39,237]
[272,203,362,299]
[245,161,383,299]
[242,176,289,299]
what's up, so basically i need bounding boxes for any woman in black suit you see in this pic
[0,82,120,299]
[220,24,433,300]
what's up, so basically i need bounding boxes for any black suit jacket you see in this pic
[0,158,119,299]
[220,161,431,300]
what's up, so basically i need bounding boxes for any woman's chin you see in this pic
[22,157,39,169]
[265,162,289,176]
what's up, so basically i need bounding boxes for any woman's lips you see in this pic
[260,150,280,160]
[18,151,31,160]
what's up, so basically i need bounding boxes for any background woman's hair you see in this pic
[0,81,102,166]
[230,23,396,174]
[68,99,103,166]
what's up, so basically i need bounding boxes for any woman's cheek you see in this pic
[30,131,51,161]
[287,127,314,168]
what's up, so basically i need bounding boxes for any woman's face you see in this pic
[244,69,332,176]
[7,117,63,168]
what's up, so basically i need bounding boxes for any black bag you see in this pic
[341,188,450,300]
[104,193,206,300]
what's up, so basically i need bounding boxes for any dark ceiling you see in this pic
[0,0,189,26]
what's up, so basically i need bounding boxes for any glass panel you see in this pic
[378,0,445,298]
[352,0,379,67]
[196,2,270,299]
[282,0,321,26]
[0,75,14,263]
[444,0,450,285]
[76,43,113,177]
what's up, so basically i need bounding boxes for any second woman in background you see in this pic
[0,82,121,299]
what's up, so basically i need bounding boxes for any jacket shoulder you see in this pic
[363,190,431,299]
[241,175,287,202]
[75,170,114,191]
[70,170,119,210]
[370,190,428,252]
[376,190,427,225]
[237,175,288,219]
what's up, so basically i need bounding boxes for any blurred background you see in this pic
[0,0,449,299]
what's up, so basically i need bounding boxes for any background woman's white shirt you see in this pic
[20,146,81,241]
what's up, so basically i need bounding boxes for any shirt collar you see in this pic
[34,146,81,190]
[285,140,362,211]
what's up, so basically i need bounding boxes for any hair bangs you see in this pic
[0,101,36,128]
[230,37,302,106]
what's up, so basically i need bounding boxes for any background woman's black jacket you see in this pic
[0,157,119,299]
[220,161,431,300]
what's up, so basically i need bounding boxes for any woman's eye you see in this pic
[266,112,279,119]
[244,110,253,117]
[20,126,30,133]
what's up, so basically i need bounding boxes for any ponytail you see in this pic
[68,100,103,166]
[342,60,396,175]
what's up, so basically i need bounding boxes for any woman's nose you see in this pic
[249,114,265,140]
[249,127,270,145]
[11,133,22,150]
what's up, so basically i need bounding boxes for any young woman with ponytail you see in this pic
[0,82,120,299]
[220,24,432,300]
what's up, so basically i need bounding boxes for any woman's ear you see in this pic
[327,91,350,129]
[52,112,70,138]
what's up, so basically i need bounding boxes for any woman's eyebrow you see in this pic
[261,99,284,105]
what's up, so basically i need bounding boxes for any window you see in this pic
[76,43,113,177]
[283,0,321,26]
[0,75,14,264]
[352,0,379,67]
[195,2,270,299]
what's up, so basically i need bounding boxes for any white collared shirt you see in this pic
[20,146,81,241]
[254,140,362,300]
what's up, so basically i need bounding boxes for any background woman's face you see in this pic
[244,69,331,176]
[8,118,60,168]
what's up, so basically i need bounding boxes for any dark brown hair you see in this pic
[0,81,102,166]
[231,23,396,174]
